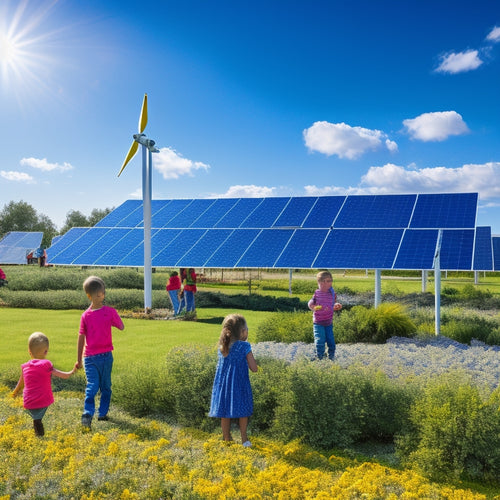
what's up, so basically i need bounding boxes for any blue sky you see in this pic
[1,0,499,234]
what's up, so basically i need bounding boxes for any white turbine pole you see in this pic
[143,145,152,311]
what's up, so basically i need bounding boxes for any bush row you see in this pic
[113,345,500,484]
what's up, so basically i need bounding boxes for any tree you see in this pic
[0,200,57,248]
[60,207,114,234]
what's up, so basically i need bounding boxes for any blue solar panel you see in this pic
[275,229,328,268]
[0,231,42,265]
[165,199,216,228]
[314,229,403,269]
[273,197,318,227]
[154,229,207,264]
[334,194,416,228]
[95,200,141,227]
[394,229,438,269]
[240,198,290,228]
[94,229,144,266]
[214,198,263,228]
[410,193,477,228]
[493,237,500,271]
[190,198,239,228]
[237,229,294,267]
[204,229,260,267]
[302,196,345,228]
[47,194,480,270]
[177,229,232,267]
[473,226,493,271]
[440,229,474,270]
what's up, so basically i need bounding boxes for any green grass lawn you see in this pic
[2,307,272,381]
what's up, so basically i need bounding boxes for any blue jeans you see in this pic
[83,351,113,418]
[184,290,196,312]
[313,324,336,360]
[168,290,179,315]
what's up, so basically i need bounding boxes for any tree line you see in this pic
[0,200,113,248]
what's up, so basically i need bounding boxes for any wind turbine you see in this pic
[118,93,159,312]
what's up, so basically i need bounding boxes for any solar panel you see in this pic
[493,236,500,271]
[0,231,44,264]
[410,193,478,228]
[473,226,493,271]
[47,194,480,270]
[334,194,416,228]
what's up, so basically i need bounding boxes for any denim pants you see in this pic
[184,290,195,312]
[83,351,113,418]
[313,323,336,360]
[168,290,180,315]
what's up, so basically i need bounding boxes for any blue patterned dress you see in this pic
[209,340,254,418]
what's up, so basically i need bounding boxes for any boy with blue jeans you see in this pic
[308,270,342,360]
[77,276,124,429]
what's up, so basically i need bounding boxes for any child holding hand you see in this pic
[77,276,124,429]
[308,270,342,360]
[12,332,77,436]
[209,314,258,446]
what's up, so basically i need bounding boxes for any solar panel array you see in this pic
[46,193,488,270]
[493,236,500,271]
[0,232,44,264]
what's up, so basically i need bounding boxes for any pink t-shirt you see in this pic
[79,305,123,357]
[22,359,54,409]
[308,288,336,326]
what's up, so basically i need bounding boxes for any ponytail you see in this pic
[218,314,247,356]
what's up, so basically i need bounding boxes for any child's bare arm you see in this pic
[246,352,258,372]
[12,373,24,397]
[52,365,77,379]
[77,334,85,369]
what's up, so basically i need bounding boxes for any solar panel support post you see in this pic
[288,269,292,295]
[421,270,427,292]
[143,145,152,311]
[433,230,443,336]
[374,269,381,308]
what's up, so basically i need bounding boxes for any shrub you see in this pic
[255,311,313,343]
[396,373,500,483]
[335,303,416,343]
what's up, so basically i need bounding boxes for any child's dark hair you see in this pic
[218,314,247,357]
[83,276,106,296]
[170,271,178,277]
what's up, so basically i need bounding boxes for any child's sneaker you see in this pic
[98,415,109,421]
[81,414,92,429]
[242,440,252,448]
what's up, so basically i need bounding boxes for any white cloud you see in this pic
[435,49,483,74]
[154,147,210,180]
[402,111,469,142]
[20,157,73,172]
[360,162,500,198]
[0,170,34,182]
[486,26,500,43]
[215,184,277,198]
[303,121,397,159]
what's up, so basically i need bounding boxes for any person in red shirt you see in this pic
[166,271,181,316]
[12,332,77,436]
[0,267,7,286]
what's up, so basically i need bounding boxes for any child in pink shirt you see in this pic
[77,276,124,429]
[12,332,77,436]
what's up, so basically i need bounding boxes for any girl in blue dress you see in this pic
[209,314,258,446]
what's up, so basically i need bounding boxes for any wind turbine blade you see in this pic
[138,93,148,133]
[117,141,139,177]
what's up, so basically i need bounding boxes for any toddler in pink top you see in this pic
[77,276,124,429]
[12,332,77,436]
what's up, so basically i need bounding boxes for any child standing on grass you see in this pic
[12,332,77,436]
[77,276,124,429]
[166,271,181,317]
[308,270,342,360]
[209,314,258,446]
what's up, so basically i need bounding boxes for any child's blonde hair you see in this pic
[83,276,106,296]
[316,270,333,282]
[218,314,247,357]
[28,332,49,358]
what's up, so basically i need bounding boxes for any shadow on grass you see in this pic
[196,316,225,325]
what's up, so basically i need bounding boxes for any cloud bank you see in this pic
[20,157,74,172]
[0,170,34,182]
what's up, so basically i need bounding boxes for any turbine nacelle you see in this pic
[133,133,160,153]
